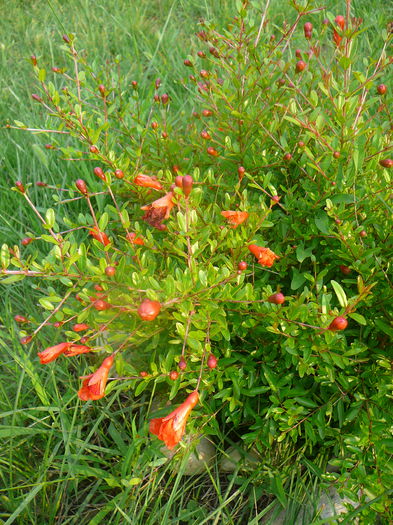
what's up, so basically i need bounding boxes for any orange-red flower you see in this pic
[78,355,114,401]
[248,244,279,267]
[149,390,199,449]
[221,210,249,228]
[333,30,342,46]
[89,226,110,246]
[134,174,163,191]
[141,191,175,230]
[64,344,92,357]
[126,232,145,245]
[38,342,71,364]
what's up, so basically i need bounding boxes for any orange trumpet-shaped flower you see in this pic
[64,344,92,357]
[78,355,114,401]
[221,210,249,228]
[248,244,279,267]
[333,30,342,46]
[89,226,110,246]
[149,391,199,449]
[37,342,71,364]
[126,232,145,245]
[134,174,163,191]
[141,191,175,230]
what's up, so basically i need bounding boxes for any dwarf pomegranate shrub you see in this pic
[3,1,393,518]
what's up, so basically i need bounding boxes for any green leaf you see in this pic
[271,476,287,507]
[348,313,366,325]
[121,477,142,487]
[39,298,55,310]
[331,280,347,307]
[1,244,10,268]
[314,210,330,234]
[38,68,46,82]
[45,208,56,229]
[374,319,393,338]
[296,244,313,263]
[291,268,306,290]
[1,274,25,284]
[98,212,109,231]
[0,426,48,438]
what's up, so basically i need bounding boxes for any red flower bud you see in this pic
[175,175,183,188]
[268,293,285,304]
[328,316,348,331]
[161,93,169,105]
[15,181,26,193]
[304,22,313,38]
[98,84,106,96]
[202,109,213,117]
[295,60,306,73]
[75,179,88,195]
[114,169,124,179]
[182,175,193,197]
[377,84,387,95]
[73,323,89,332]
[379,159,393,168]
[21,237,33,246]
[209,47,219,58]
[169,370,179,380]
[178,358,187,371]
[20,335,33,345]
[90,145,99,154]
[184,59,193,67]
[137,299,161,321]
[238,261,247,271]
[93,299,111,311]
[30,55,37,66]
[339,265,351,275]
[36,181,48,187]
[207,147,219,157]
[93,167,106,182]
[31,94,42,103]
[207,354,218,369]
[105,266,116,277]
[14,315,29,323]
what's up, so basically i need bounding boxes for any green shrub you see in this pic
[3,1,392,520]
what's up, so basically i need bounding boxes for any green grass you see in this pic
[1,0,392,523]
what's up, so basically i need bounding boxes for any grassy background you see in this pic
[1,0,392,523]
